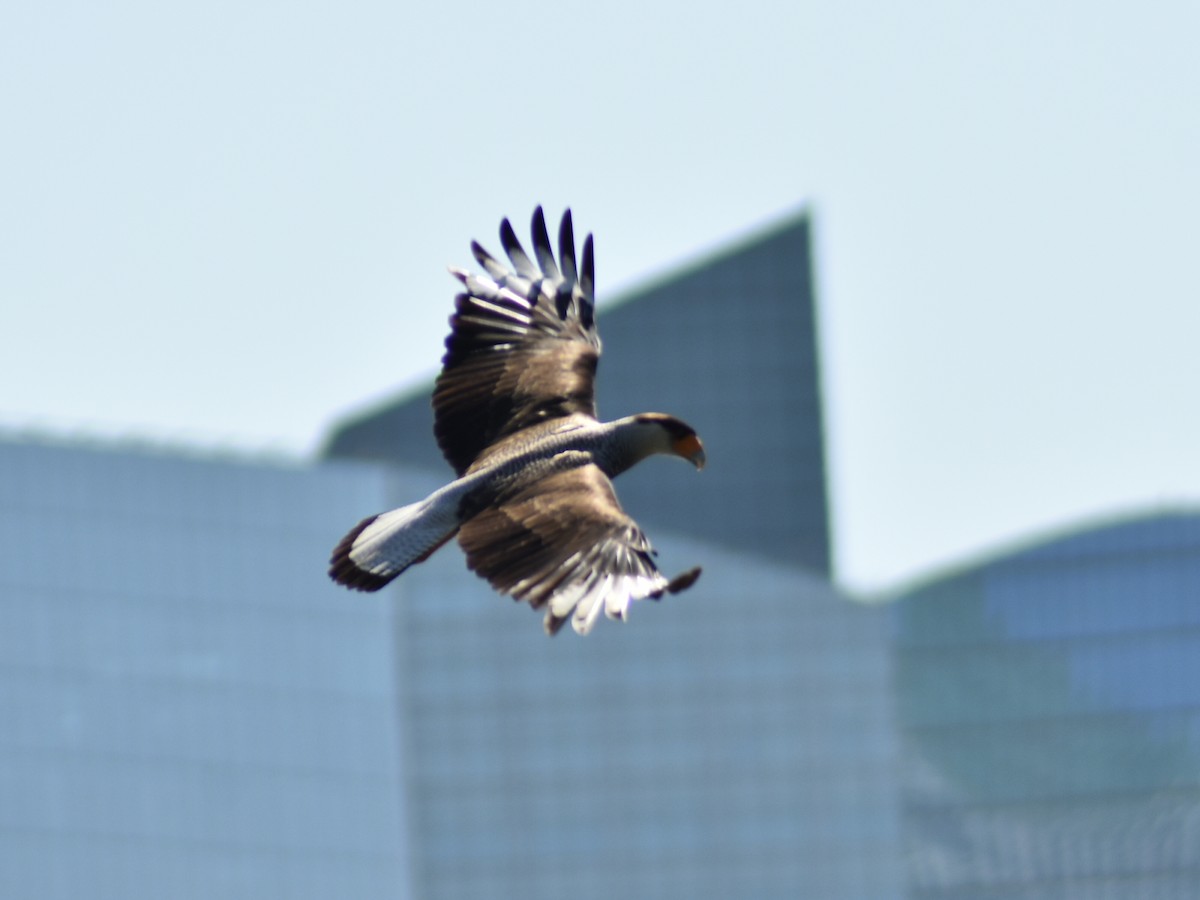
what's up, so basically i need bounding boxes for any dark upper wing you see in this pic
[457,465,701,635]
[433,207,602,475]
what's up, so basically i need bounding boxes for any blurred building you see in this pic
[16,205,1197,900]
[0,210,902,899]
[391,530,898,900]
[0,436,416,900]
[323,209,900,899]
[891,510,1200,899]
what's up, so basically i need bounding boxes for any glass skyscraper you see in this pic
[0,436,415,899]
[6,204,1194,899]
[393,533,899,899]
[891,510,1200,899]
[324,209,900,899]
[1,210,902,898]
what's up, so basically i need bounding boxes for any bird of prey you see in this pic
[329,207,705,635]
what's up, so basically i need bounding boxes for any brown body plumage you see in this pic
[329,208,704,635]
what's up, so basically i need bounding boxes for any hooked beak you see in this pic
[675,434,706,470]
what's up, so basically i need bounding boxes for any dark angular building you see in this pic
[322,210,831,575]
[0,210,904,900]
[319,210,902,900]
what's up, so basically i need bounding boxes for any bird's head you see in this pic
[632,413,706,470]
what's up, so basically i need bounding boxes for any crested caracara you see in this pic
[329,208,705,635]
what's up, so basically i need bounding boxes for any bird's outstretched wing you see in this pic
[456,465,701,635]
[433,207,602,475]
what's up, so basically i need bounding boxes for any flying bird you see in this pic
[329,208,705,635]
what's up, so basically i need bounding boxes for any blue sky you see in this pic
[2,0,1197,592]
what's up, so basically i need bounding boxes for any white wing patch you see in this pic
[555,570,672,636]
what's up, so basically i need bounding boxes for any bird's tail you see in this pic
[329,497,458,591]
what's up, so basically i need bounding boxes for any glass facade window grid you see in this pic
[893,512,1200,899]
[394,534,899,900]
[0,439,415,900]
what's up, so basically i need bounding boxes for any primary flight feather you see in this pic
[329,208,705,635]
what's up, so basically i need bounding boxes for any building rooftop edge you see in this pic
[0,422,310,470]
[865,502,1200,604]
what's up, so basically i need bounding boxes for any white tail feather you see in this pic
[329,494,459,591]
